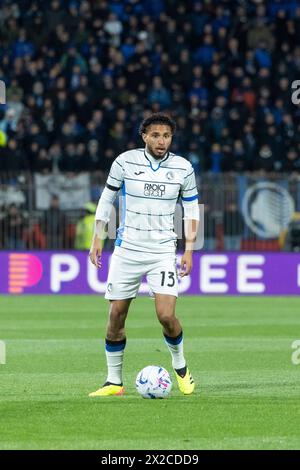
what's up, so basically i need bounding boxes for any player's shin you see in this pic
[164,331,195,394]
[105,338,126,385]
[163,330,186,373]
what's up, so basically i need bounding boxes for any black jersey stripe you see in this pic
[115,160,124,169]
[125,160,187,171]
[125,225,173,232]
[126,208,175,217]
[160,166,187,171]
[160,238,177,244]
[106,183,120,191]
[117,245,175,254]
[124,177,180,186]
[182,186,198,192]
[125,161,150,167]
[184,170,194,179]
[108,175,123,182]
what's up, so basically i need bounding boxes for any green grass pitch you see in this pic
[1,295,300,450]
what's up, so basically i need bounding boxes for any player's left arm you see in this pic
[180,165,200,277]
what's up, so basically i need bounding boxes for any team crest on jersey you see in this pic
[166,171,174,180]
[144,183,166,197]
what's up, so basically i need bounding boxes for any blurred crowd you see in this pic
[0,193,246,251]
[0,0,300,176]
[0,195,99,250]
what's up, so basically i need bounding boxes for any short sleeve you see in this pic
[181,165,198,202]
[106,156,125,189]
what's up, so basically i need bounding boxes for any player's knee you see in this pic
[157,310,175,328]
[109,303,128,320]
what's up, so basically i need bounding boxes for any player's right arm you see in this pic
[89,156,125,268]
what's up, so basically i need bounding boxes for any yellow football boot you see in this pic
[89,383,125,397]
[174,368,195,395]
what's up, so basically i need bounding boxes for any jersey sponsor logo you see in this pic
[144,183,166,197]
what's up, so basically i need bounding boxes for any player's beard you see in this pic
[146,142,171,160]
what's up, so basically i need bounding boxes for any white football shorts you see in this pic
[105,246,178,300]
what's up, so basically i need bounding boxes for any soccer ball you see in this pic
[135,365,172,399]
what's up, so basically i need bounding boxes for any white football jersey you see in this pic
[106,148,198,253]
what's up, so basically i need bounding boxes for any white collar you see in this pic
[144,148,169,165]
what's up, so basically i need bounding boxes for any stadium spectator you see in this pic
[203,204,216,251]
[0,138,29,172]
[1,203,25,250]
[281,213,300,251]
[74,202,98,250]
[223,203,244,251]
[41,195,65,249]
[0,181,26,207]
[148,76,172,109]
[0,0,299,178]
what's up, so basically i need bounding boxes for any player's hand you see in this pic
[89,238,102,268]
[179,251,193,277]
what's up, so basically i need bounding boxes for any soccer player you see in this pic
[89,113,199,397]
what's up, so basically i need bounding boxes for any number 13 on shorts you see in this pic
[146,257,178,297]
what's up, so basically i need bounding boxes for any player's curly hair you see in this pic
[139,113,176,135]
